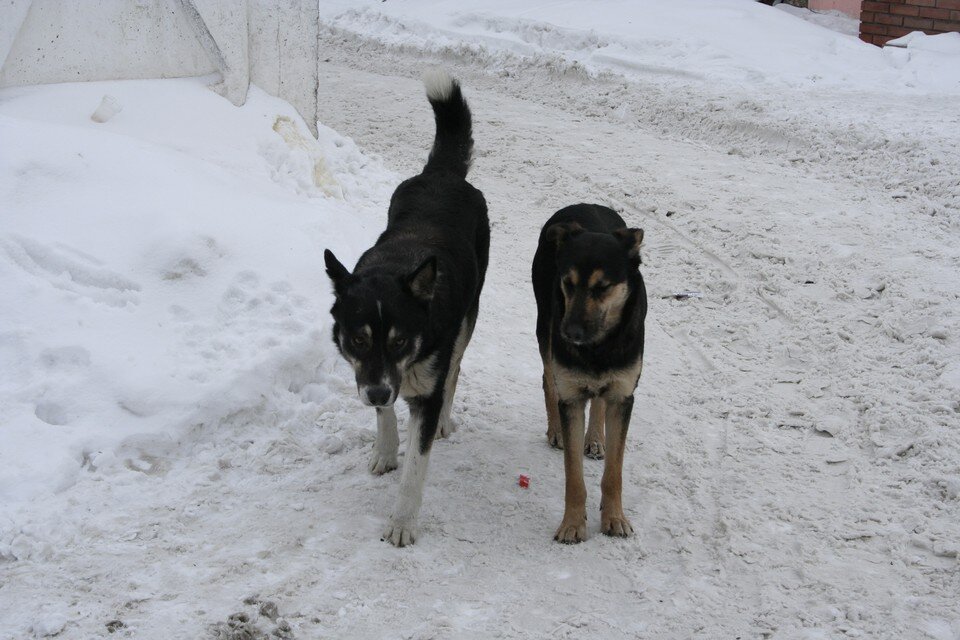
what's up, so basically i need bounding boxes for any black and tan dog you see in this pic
[532,203,647,543]
[324,71,489,547]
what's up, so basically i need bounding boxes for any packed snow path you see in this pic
[305,40,959,637]
[4,26,960,640]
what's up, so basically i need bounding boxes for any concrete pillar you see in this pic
[248,0,319,135]
[0,0,318,135]
[0,0,33,73]
[179,0,250,107]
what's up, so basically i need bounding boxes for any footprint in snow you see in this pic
[1,234,141,307]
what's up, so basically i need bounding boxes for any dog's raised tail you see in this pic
[423,69,473,178]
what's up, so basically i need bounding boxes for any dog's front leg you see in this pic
[554,396,588,543]
[600,394,634,537]
[383,393,442,547]
[369,406,399,475]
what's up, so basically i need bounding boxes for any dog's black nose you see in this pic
[366,385,392,407]
[562,323,586,343]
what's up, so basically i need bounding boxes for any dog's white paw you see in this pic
[437,416,458,439]
[584,440,605,459]
[382,519,417,547]
[369,451,398,475]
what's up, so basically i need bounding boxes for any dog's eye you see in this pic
[595,282,611,293]
[352,335,369,348]
[393,337,407,349]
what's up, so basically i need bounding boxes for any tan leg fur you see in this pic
[600,395,634,537]
[554,396,588,543]
[542,355,563,449]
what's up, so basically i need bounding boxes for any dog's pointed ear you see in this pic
[545,222,584,248]
[324,249,351,297]
[405,256,437,301]
[614,228,644,262]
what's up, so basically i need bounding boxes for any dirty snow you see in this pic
[2,1,960,638]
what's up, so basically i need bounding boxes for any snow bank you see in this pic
[887,30,960,55]
[0,77,394,549]
[775,4,860,37]
[319,0,960,94]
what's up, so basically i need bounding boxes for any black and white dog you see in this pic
[324,71,489,547]
[532,204,647,543]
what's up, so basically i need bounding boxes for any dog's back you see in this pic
[358,74,489,318]
[537,203,625,240]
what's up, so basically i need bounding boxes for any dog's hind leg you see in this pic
[370,406,399,475]
[585,398,606,459]
[600,394,634,537]
[438,319,472,439]
[554,396,588,543]
[543,357,563,449]
[383,393,443,547]
[438,363,460,439]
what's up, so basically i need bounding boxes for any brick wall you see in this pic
[860,0,960,46]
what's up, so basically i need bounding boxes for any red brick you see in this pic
[887,25,914,35]
[905,0,937,6]
[932,18,960,27]
[903,15,935,26]
[935,0,960,8]
[861,22,889,34]
[919,6,952,17]
[876,12,905,23]
[953,10,960,20]
[890,3,921,14]
[862,1,890,11]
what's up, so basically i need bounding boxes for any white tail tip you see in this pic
[423,68,456,101]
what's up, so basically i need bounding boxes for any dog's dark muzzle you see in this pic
[560,317,602,345]
[360,384,397,408]
[560,323,587,344]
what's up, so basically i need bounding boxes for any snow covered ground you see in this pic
[2,1,959,638]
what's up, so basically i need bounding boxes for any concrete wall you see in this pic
[809,0,863,17]
[0,0,318,134]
